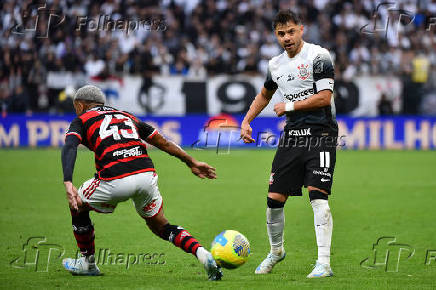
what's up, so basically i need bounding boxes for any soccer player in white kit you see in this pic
[241,10,337,278]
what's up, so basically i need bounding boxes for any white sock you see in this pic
[196,246,209,265]
[266,207,285,256]
[310,199,333,265]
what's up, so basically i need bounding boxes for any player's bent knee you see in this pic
[309,190,328,201]
[267,197,285,208]
[267,192,287,203]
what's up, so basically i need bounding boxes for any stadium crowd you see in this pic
[0,0,435,114]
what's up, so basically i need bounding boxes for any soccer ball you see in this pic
[210,230,250,269]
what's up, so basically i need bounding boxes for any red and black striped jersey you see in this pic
[65,106,157,180]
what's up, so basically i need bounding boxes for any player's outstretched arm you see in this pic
[61,136,83,210]
[147,133,217,179]
[241,87,276,143]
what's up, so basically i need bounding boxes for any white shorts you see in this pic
[78,171,163,218]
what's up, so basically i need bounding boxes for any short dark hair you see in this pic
[272,10,301,29]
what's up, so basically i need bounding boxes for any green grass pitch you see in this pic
[0,149,435,289]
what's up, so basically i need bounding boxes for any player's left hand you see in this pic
[274,103,286,117]
[64,181,83,211]
[190,161,217,179]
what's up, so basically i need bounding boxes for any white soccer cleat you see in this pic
[203,252,223,281]
[62,255,101,276]
[255,251,286,274]
[306,261,333,278]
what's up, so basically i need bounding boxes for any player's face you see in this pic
[274,21,304,57]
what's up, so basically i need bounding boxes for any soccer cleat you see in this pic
[306,261,333,278]
[255,251,286,274]
[62,255,101,276]
[203,252,223,281]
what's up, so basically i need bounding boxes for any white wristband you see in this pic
[285,102,295,112]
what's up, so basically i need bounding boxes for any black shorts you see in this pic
[268,133,337,196]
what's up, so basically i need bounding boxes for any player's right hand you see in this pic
[64,181,83,211]
[240,122,255,143]
[190,161,217,179]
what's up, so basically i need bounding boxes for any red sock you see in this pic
[173,229,201,255]
[73,228,95,256]
[71,209,95,256]
[160,224,201,256]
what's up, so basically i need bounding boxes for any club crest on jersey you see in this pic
[297,64,310,80]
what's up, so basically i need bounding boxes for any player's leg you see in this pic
[255,192,287,274]
[306,186,333,278]
[309,187,332,266]
[62,177,118,276]
[305,147,336,278]
[256,142,304,274]
[144,209,222,280]
[70,208,95,257]
[144,207,205,259]
[62,207,101,276]
[133,172,222,281]
[267,192,287,256]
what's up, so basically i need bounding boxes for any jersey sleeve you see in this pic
[65,117,83,143]
[137,121,158,140]
[264,68,278,91]
[313,53,335,93]
[62,135,80,182]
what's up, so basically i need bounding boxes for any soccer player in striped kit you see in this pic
[61,85,222,280]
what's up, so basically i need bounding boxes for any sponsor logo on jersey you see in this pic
[313,170,332,178]
[289,128,311,136]
[284,88,314,101]
[113,146,142,158]
[321,178,331,182]
[297,64,310,80]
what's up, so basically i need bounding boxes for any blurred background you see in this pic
[0,0,435,149]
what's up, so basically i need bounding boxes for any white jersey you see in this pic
[264,42,337,135]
